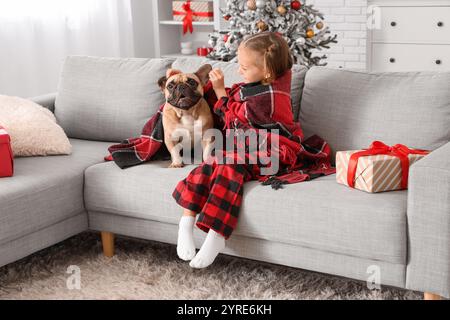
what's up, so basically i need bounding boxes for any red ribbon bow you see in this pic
[181,1,193,34]
[347,141,430,189]
[173,1,214,35]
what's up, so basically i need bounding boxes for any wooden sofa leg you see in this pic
[101,231,115,257]
[424,292,442,300]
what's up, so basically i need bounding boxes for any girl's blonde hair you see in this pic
[240,31,293,85]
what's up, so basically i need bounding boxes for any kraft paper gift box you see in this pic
[336,141,430,193]
[172,1,214,22]
[0,126,14,177]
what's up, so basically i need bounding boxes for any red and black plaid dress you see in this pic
[172,69,336,239]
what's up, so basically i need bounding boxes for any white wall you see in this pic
[130,0,156,58]
[0,0,140,98]
[309,0,368,69]
[0,0,369,98]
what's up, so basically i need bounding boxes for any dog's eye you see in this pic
[187,78,198,87]
[166,82,175,90]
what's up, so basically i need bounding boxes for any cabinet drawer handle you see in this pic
[389,58,396,63]
[436,59,442,65]
[390,21,397,27]
[437,21,444,27]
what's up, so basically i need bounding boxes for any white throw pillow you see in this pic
[0,95,72,157]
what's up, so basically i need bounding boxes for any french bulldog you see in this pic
[159,64,215,168]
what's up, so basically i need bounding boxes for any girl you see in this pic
[172,31,333,269]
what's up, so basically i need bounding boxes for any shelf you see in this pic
[160,20,214,26]
[162,53,211,59]
[153,0,227,58]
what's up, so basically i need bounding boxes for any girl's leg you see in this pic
[189,163,258,269]
[177,209,197,261]
[189,229,225,269]
[173,157,259,267]
[173,164,217,261]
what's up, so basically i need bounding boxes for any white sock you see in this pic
[177,216,196,261]
[189,229,225,269]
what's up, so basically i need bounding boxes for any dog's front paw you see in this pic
[169,162,184,168]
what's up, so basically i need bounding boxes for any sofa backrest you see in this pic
[171,57,308,121]
[55,56,174,142]
[299,67,450,164]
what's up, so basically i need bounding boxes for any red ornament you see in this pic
[291,1,301,10]
[224,14,231,21]
[223,34,229,42]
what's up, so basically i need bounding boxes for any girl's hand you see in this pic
[209,68,227,99]
[209,68,225,91]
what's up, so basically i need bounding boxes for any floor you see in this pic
[0,231,422,300]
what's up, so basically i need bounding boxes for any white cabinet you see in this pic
[367,0,450,71]
[152,0,227,59]
[372,43,450,71]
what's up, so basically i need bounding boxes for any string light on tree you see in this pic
[207,0,338,67]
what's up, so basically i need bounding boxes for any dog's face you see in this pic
[159,64,212,110]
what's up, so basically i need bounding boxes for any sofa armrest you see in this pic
[406,141,450,298]
[29,92,57,113]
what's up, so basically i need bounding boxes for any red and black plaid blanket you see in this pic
[211,69,336,188]
[103,81,221,168]
[105,69,336,189]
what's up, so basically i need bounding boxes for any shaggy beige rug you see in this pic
[0,232,421,300]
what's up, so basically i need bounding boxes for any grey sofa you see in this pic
[1,56,449,300]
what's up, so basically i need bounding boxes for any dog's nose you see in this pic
[178,85,190,97]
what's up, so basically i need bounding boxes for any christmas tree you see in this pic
[207,0,337,67]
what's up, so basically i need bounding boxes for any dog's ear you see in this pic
[157,76,167,92]
[194,64,212,86]
[166,68,182,79]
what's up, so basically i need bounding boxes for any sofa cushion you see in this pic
[171,58,308,121]
[84,162,407,264]
[299,67,450,164]
[0,139,111,245]
[54,56,175,142]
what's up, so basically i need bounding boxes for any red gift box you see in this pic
[0,126,14,177]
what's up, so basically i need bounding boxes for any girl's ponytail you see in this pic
[263,43,279,84]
